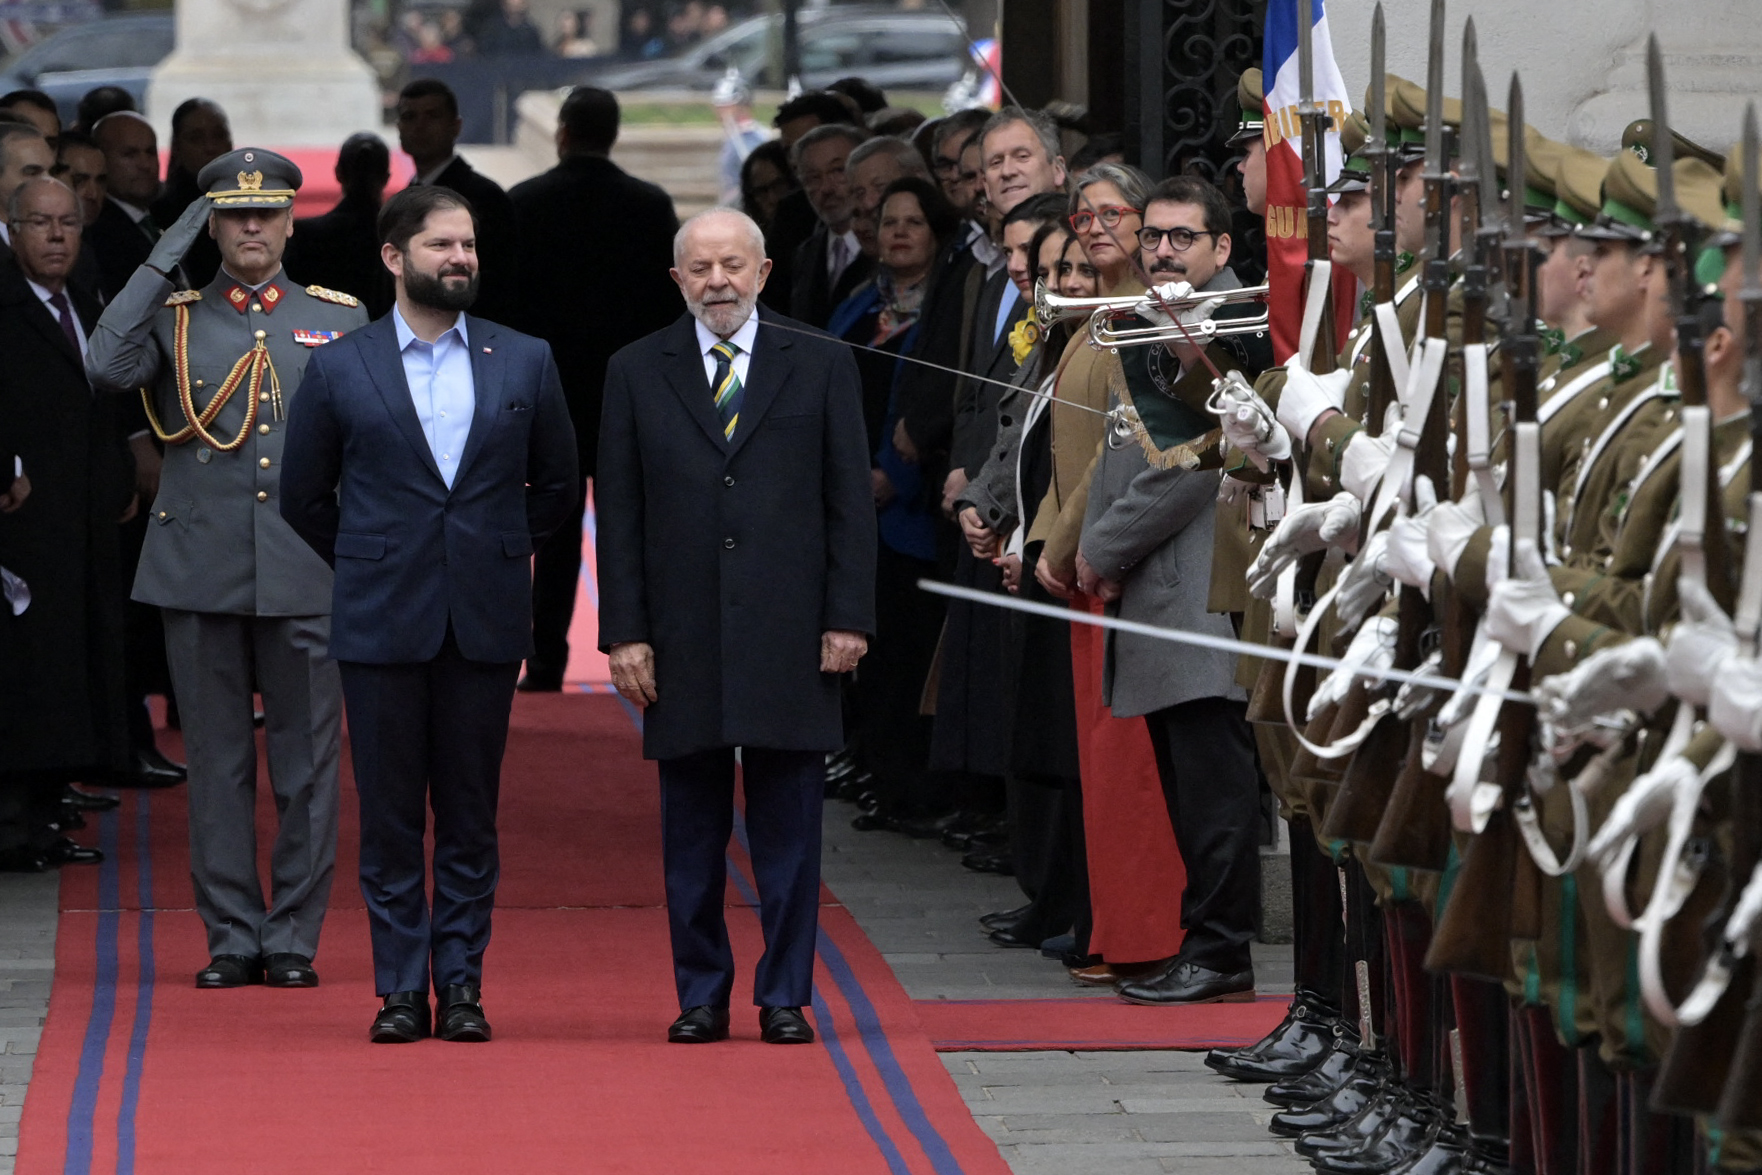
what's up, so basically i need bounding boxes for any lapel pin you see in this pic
[482,346,493,354]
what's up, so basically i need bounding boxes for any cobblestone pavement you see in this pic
[820,802,1309,1174]
[0,872,58,1174]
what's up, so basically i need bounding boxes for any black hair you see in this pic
[1068,133,1123,174]
[828,76,887,115]
[932,108,989,158]
[170,97,225,138]
[558,86,619,154]
[1002,190,1069,231]
[398,78,461,120]
[378,184,477,252]
[878,175,960,243]
[75,86,135,134]
[772,90,857,130]
[738,139,795,223]
[54,128,95,156]
[1144,175,1233,238]
[0,89,56,118]
[337,132,392,201]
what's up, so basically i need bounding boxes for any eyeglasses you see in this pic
[1138,226,1218,252]
[1068,204,1139,233]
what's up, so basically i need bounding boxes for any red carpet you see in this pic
[911,997,1288,1052]
[20,694,1013,1175]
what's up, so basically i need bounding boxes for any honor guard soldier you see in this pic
[87,148,369,990]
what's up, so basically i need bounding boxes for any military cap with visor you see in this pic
[197,147,303,210]
[1228,68,1265,147]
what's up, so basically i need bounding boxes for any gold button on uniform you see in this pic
[256,491,268,502]
[259,423,271,435]
[259,458,271,469]
[251,303,262,313]
[195,379,205,388]
[254,330,266,340]
[259,392,269,402]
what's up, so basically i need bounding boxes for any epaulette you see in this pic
[164,289,202,306]
[306,285,359,308]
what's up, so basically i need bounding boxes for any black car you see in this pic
[0,13,176,125]
[594,8,972,93]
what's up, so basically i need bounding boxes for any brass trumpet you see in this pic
[1033,281,1271,349]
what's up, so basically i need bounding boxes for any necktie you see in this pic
[710,340,744,441]
[829,235,849,285]
[47,291,79,354]
[138,212,162,243]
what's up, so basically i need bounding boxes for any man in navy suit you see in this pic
[596,208,875,1045]
[278,185,577,1043]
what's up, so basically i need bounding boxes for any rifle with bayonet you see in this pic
[1365,0,1457,872]
[1654,83,1762,1120]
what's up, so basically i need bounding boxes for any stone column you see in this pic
[145,0,380,148]
[1328,0,1762,156]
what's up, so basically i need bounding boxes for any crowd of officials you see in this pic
[0,71,1268,1005]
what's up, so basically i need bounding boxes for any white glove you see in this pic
[1709,655,1762,752]
[1339,430,1395,503]
[1308,614,1398,721]
[1665,577,1738,708]
[1532,637,1669,732]
[1211,371,1292,472]
[1384,476,1438,591]
[1485,537,1571,659]
[1335,531,1394,629]
[1723,860,1762,953]
[1427,485,1487,581]
[1218,473,1254,506]
[1275,361,1351,449]
[1141,281,1225,335]
[1587,753,1695,863]
[1246,491,1362,600]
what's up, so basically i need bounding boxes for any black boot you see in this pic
[1206,988,1339,1081]
[1269,1052,1390,1137]
[1265,1023,1361,1107]
[1315,1090,1445,1174]
[1296,1077,1410,1160]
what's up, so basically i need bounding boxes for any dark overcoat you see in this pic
[595,307,877,760]
[0,257,131,775]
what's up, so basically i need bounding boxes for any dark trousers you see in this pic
[659,746,824,1010]
[1142,696,1260,974]
[853,543,944,815]
[527,476,588,681]
[339,630,521,995]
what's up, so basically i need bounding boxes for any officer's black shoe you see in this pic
[196,954,264,988]
[119,747,185,789]
[265,953,319,987]
[1295,1079,1407,1159]
[668,1005,730,1043]
[980,904,1032,931]
[1313,1091,1441,1173]
[1206,989,1338,1081]
[1267,1053,1387,1137]
[759,1006,815,1044]
[1264,1025,1360,1107]
[1387,1125,1471,1175]
[44,838,101,866]
[370,992,430,1043]
[1116,959,1255,1006]
[64,786,121,812]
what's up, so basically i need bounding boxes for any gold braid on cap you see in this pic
[140,305,282,450]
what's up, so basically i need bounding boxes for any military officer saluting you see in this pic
[87,149,367,990]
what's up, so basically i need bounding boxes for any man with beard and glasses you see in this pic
[87,149,369,991]
[279,185,577,1043]
[596,209,874,1046]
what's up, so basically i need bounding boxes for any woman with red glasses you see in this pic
[1066,163,1148,294]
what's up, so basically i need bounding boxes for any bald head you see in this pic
[92,111,158,206]
[9,176,80,289]
[670,208,771,338]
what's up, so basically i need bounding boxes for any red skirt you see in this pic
[1069,593,1187,963]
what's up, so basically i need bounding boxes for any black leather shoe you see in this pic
[1387,1127,1471,1175]
[436,984,491,1041]
[980,904,1031,931]
[1116,960,1254,1006]
[986,926,1044,949]
[1268,1054,1388,1137]
[44,838,102,866]
[961,849,1013,875]
[196,955,264,988]
[1265,1026,1359,1107]
[117,747,185,789]
[668,1005,730,1043]
[1296,1080,1408,1159]
[370,992,430,1043]
[1314,1093,1441,1174]
[1206,991,1339,1082]
[833,772,875,803]
[64,786,121,812]
[759,1006,815,1044]
[264,953,319,988]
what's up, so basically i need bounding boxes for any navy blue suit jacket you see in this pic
[278,313,578,664]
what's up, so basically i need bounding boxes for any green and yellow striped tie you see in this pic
[710,340,744,440]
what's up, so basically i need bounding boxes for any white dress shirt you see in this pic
[695,310,760,391]
[827,228,860,288]
[26,279,88,358]
[393,305,475,488]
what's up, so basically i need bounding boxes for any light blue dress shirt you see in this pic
[394,306,475,489]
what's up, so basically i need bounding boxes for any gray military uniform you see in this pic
[88,263,367,961]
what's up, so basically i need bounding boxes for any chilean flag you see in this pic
[1261,0,1356,363]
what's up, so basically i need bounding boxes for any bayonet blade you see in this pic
[1369,5,1386,153]
[1297,0,1316,110]
[1505,73,1526,236]
[1745,102,1760,303]
[1649,34,1677,222]
[1458,19,1480,189]
[1423,0,1446,175]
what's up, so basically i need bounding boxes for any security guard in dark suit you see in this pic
[87,149,368,991]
